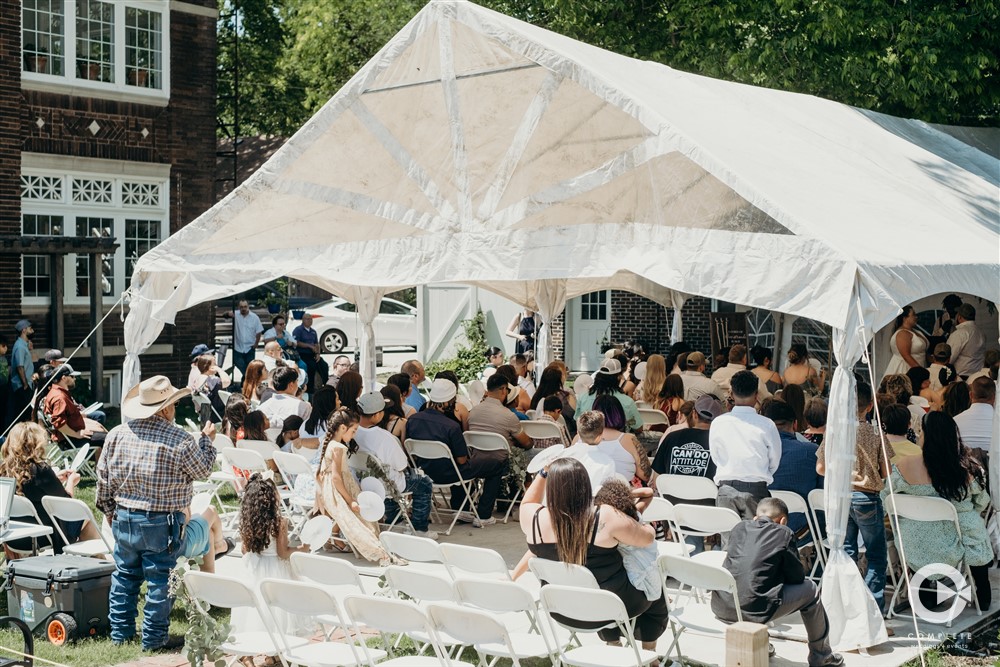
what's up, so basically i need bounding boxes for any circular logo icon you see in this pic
[908,563,971,624]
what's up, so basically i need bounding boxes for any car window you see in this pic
[379,301,412,315]
[336,302,356,313]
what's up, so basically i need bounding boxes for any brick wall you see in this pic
[1,4,218,390]
[680,296,713,362]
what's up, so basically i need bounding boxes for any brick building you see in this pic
[2,0,218,403]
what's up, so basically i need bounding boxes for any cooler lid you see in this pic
[6,554,116,582]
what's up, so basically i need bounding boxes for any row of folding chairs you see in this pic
[185,550,664,667]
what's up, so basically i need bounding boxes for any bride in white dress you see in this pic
[884,305,928,378]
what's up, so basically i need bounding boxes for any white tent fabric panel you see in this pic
[124,1,998,649]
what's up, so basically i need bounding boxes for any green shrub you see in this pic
[425,309,488,383]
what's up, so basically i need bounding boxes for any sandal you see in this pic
[215,538,236,560]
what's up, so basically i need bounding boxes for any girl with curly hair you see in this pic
[315,408,400,566]
[231,474,308,664]
[593,478,661,601]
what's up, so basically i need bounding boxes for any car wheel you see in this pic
[322,329,348,353]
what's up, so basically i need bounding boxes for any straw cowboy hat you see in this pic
[122,375,191,420]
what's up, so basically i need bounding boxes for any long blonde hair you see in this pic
[639,354,667,405]
[0,423,51,492]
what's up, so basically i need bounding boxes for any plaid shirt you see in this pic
[96,416,216,516]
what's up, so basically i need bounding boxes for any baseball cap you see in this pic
[428,378,457,403]
[595,358,622,376]
[14,319,31,333]
[932,343,951,361]
[686,351,707,368]
[190,343,215,359]
[46,363,81,382]
[357,391,390,415]
[44,349,67,363]
[694,395,723,422]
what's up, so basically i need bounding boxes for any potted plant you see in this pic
[129,51,150,87]
[23,45,49,73]
[263,292,284,314]
[598,326,614,353]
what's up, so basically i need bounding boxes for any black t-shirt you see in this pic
[652,428,716,505]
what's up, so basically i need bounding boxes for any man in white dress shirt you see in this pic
[954,377,994,453]
[682,351,724,401]
[710,370,781,524]
[948,303,986,378]
[231,300,263,384]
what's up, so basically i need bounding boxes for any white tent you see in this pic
[126,0,999,650]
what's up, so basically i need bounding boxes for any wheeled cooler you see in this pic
[4,555,115,645]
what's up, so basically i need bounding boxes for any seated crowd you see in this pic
[8,300,995,663]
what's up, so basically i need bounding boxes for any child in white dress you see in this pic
[231,474,309,667]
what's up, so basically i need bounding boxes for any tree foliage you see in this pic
[221,0,998,136]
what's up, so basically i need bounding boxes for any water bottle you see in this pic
[20,591,34,624]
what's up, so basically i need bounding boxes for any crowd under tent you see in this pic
[125,0,999,652]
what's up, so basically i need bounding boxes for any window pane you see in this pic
[75,217,114,297]
[22,214,63,236]
[76,0,115,83]
[23,255,51,297]
[124,218,161,277]
[125,8,162,89]
[22,0,65,75]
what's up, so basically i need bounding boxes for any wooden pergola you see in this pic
[0,235,119,401]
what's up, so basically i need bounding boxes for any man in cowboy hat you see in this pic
[96,376,217,652]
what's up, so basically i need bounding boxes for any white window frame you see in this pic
[20,164,168,307]
[21,0,171,104]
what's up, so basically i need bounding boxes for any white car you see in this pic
[289,297,418,353]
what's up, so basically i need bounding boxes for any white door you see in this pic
[567,291,611,372]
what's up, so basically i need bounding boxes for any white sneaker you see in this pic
[473,516,496,528]
[413,529,439,540]
[455,511,477,524]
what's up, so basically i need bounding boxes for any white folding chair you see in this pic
[640,497,695,557]
[539,585,660,667]
[464,431,519,523]
[520,420,563,441]
[290,551,367,595]
[655,474,718,503]
[770,489,822,579]
[807,488,829,576]
[9,496,52,556]
[637,408,668,427]
[259,577,378,666]
[379,532,443,569]
[657,553,741,661]
[265,427,282,442]
[184,571,308,665]
[239,439,280,462]
[527,558,599,589]
[40,496,112,557]
[342,594,466,667]
[884,494,983,625]
[454,576,547,636]
[428,601,540,667]
[404,439,476,535]
[440,543,512,581]
[672,504,740,565]
[271,451,315,536]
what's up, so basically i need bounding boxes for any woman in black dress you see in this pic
[506,309,537,355]
[0,422,102,554]
[520,457,669,652]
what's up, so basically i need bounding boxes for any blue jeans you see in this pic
[844,491,887,614]
[109,509,184,649]
[384,471,433,532]
[233,349,255,383]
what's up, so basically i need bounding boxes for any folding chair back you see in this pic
[657,553,742,621]
[673,504,741,538]
[260,577,345,618]
[9,496,51,555]
[455,577,537,615]
[638,408,668,426]
[379,532,442,566]
[405,438,451,462]
[384,565,456,603]
[440,543,511,580]
[213,434,235,450]
[190,492,214,515]
[885,494,959,524]
[464,431,509,453]
[540,584,628,628]
[343,594,437,636]
[239,439,279,462]
[528,558,599,589]
[640,496,677,524]
[184,571,257,610]
[427,602,512,650]
[346,449,371,476]
[520,420,563,440]
[656,474,718,502]
[272,451,314,490]
[40,496,112,555]
[769,489,820,554]
[222,447,268,475]
[403,439,474,535]
[290,552,364,589]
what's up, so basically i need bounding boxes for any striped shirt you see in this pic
[96,416,216,515]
